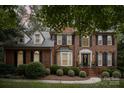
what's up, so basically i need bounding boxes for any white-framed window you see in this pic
[107,35,112,45]
[82,36,90,47]
[107,53,112,66]
[34,51,40,62]
[57,35,62,45]
[98,52,103,66]
[35,34,40,44]
[98,35,103,45]
[67,35,72,45]
[60,52,72,66]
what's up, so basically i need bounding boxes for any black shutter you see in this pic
[103,52,107,66]
[90,36,92,47]
[96,35,98,45]
[79,36,82,47]
[103,35,107,45]
[96,52,98,66]
[62,34,67,45]
[40,51,42,63]
[112,35,115,45]
[112,52,115,66]
[23,50,26,64]
[72,34,74,45]
[14,50,17,66]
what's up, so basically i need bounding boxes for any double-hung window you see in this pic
[82,36,90,47]
[35,34,40,44]
[98,35,103,45]
[107,53,112,66]
[107,36,112,45]
[57,35,62,45]
[67,35,72,45]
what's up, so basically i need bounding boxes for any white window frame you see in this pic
[60,52,72,66]
[67,35,72,45]
[57,35,62,45]
[82,36,90,47]
[98,35,103,45]
[107,35,112,45]
[98,53,103,66]
[107,53,112,66]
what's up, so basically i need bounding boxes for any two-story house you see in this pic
[2,27,117,75]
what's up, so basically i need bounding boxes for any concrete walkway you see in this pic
[0,77,101,84]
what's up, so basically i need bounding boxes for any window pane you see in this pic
[98,53,102,66]
[108,53,112,66]
[62,53,68,65]
[98,35,103,45]
[57,35,62,45]
[82,36,89,47]
[67,35,72,45]
[107,36,112,45]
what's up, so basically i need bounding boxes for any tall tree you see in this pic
[36,5,124,35]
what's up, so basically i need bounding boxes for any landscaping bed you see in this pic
[40,75,89,81]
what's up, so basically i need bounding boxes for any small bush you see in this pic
[79,71,87,78]
[56,69,63,76]
[63,67,70,75]
[112,71,121,78]
[50,64,60,75]
[101,71,110,78]
[68,70,75,77]
[0,63,16,75]
[45,68,50,75]
[70,67,80,76]
[16,64,27,75]
[25,62,46,79]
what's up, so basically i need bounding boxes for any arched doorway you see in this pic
[79,49,92,67]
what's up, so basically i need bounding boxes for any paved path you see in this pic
[0,77,101,84]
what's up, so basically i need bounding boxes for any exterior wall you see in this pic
[5,49,15,64]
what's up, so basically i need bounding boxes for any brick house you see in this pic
[2,28,117,76]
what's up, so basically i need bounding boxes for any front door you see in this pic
[81,53,90,67]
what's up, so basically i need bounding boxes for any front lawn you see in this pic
[0,79,124,88]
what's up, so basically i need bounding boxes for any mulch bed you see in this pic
[40,75,90,81]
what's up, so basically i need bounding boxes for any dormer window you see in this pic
[35,34,40,44]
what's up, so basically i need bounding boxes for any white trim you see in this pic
[79,49,92,67]
[67,35,72,45]
[60,52,73,66]
[107,35,112,45]
[57,35,62,45]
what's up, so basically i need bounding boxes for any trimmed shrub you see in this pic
[56,69,63,76]
[25,62,46,79]
[45,68,50,75]
[68,70,75,77]
[70,67,80,76]
[16,64,27,75]
[112,71,121,78]
[63,67,70,75]
[79,71,87,78]
[101,71,110,78]
[0,63,16,75]
[50,64,60,75]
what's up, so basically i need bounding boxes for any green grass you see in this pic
[0,79,124,88]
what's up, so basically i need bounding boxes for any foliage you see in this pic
[102,67,118,77]
[56,69,63,76]
[36,6,124,35]
[112,71,121,78]
[45,68,50,75]
[79,71,87,78]
[0,63,16,75]
[50,64,60,75]
[101,71,110,78]
[16,64,27,75]
[25,62,46,79]
[68,70,75,77]
[70,67,80,76]
[62,67,70,75]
